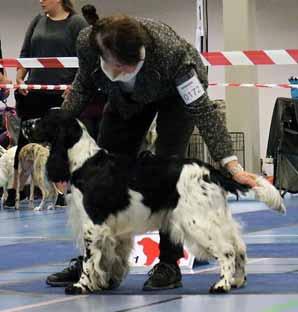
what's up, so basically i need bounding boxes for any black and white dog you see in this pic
[29,109,285,295]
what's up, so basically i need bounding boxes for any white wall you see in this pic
[1,0,298,163]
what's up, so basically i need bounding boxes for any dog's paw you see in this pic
[104,278,121,290]
[34,206,42,211]
[231,276,247,289]
[65,284,87,295]
[209,280,231,294]
[47,204,55,210]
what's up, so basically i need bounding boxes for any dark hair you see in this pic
[90,15,149,65]
[61,0,76,14]
[81,4,99,26]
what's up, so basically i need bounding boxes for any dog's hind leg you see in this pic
[47,190,58,210]
[16,165,30,210]
[230,226,247,289]
[34,181,48,211]
[28,177,35,209]
[172,214,236,294]
[34,190,46,211]
[193,234,235,293]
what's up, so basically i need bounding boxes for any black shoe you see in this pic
[5,189,16,207]
[143,262,182,291]
[55,193,67,207]
[5,189,27,208]
[46,256,83,287]
[20,190,27,201]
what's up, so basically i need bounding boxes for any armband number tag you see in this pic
[176,75,205,105]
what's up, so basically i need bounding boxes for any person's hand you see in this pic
[0,75,12,99]
[225,160,257,188]
[62,85,72,99]
[16,78,29,96]
[232,171,257,188]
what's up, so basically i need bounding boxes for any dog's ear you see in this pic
[46,117,72,183]
[46,147,71,182]
[56,117,82,150]
[45,114,82,183]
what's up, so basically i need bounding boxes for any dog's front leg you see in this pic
[16,166,29,210]
[28,178,35,209]
[108,234,133,289]
[65,223,114,294]
[1,187,7,210]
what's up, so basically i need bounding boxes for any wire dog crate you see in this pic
[187,130,245,169]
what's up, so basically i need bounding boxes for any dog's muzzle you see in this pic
[22,118,41,140]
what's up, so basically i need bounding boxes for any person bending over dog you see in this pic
[47,14,257,291]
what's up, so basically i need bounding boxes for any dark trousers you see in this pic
[99,96,195,263]
[79,116,101,141]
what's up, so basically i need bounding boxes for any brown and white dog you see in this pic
[16,143,59,211]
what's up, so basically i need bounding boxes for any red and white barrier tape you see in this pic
[201,49,298,66]
[0,84,69,90]
[0,57,78,68]
[1,49,298,68]
[208,83,298,89]
[1,83,297,90]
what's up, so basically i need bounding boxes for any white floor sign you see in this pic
[129,231,195,269]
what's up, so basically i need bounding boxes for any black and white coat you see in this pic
[31,110,285,295]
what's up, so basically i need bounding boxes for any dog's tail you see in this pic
[252,176,286,214]
[209,168,286,215]
[208,168,249,197]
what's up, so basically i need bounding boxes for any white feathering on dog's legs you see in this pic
[253,176,286,214]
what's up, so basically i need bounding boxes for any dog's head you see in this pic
[25,109,83,183]
[26,109,82,148]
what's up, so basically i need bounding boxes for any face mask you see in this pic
[100,47,146,82]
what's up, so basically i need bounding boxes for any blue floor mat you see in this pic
[2,206,298,271]
[0,240,77,271]
[1,273,298,295]
[234,205,298,233]
[3,241,298,272]
[247,243,298,258]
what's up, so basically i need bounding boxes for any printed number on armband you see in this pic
[176,75,205,105]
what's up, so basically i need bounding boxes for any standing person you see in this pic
[0,38,17,149]
[5,0,88,207]
[46,15,257,291]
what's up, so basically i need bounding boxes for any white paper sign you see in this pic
[177,75,205,105]
[129,231,195,269]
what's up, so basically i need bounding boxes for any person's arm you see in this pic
[0,71,11,101]
[174,67,257,187]
[16,15,41,96]
[0,70,10,84]
[16,67,28,95]
[62,28,98,117]
[0,40,12,99]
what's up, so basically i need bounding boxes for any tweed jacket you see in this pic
[63,19,233,161]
